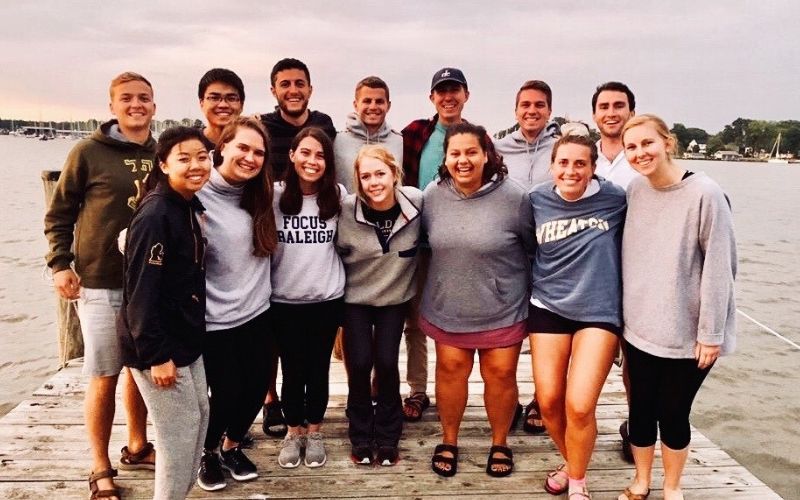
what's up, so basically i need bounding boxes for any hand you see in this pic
[694,342,720,370]
[53,269,81,300]
[151,360,178,388]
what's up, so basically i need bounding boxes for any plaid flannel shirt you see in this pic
[401,114,439,188]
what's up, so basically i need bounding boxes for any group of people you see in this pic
[44,59,737,500]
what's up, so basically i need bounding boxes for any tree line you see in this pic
[671,118,800,158]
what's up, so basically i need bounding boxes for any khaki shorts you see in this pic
[76,288,123,377]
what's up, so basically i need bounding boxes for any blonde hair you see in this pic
[109,71,153,99]
[622,114,677,157]
[353,145,404,201]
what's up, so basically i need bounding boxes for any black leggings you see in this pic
[625,341,712,450]
[344,302,408,447]
[272,298,342,427]
[203,308,272,449]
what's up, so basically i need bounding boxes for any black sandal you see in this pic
[431,443,458,477]
[510,402,523,431]
[403,392,430,422]
[523,397,546,434]
[262,401,287,437]
[89,468,120,499]
[485,445,514,477]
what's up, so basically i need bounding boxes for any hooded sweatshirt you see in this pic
[196,167,272,331]
[260,108,336,180]
[421,176,534,332]
[334,113,404,192]
[44,120,156,288]
[494,122,560,189]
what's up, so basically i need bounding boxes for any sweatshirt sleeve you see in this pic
[124,209,177,367]
[517,191,536,257]
[44,145,88,272]
[696,186,737,346]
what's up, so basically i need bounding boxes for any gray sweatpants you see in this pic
[131,357,209,500]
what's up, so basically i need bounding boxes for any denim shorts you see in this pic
[76,288,123,377]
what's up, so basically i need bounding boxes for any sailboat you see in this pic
[767,133,789,164]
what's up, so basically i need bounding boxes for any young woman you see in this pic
[527,134,627,499]
[117,126,211,500]
[422,123,534,478]
[618,115,737,500]
[272,127,345,469]
[336,145,423,466]
[194,117,277,491]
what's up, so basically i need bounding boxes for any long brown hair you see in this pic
[217,117,277,257]
[280,127,341,220]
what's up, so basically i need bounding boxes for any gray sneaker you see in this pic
[278,433,304,469]
[304,432,327,468]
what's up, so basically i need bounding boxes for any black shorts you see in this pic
[527,303,622,336]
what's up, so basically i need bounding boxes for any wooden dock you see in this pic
[0,347,781,499]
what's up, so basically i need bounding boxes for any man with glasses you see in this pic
[198,68,245,151]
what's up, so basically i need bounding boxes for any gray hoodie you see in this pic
[334,113,403,192]
[421,176,534,332]
[494,122,560,189]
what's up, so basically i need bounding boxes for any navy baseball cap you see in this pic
[431,67,468,92]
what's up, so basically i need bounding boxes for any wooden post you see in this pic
[41,171,84,367]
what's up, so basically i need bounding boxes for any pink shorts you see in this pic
[419,315,527,349]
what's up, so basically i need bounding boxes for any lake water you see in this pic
[0,136,798,496]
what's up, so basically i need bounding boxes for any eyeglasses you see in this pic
[204,93,241,104]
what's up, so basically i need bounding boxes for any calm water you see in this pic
[1,136,798,411]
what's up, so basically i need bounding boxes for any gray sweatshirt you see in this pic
[421,176,535,332]
[336,186,423,306]
[622,173,737,358]
[494,122,560,189]
[197,167,272,331]
[334,113,404,192]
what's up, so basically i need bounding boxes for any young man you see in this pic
[260,58,336,179]
[494,80,560,189]
[399,67,471,422]
[258,58,336,438]
[333,76,403,191]
[592,81,639,189]
[44,72,158,500]
[198,68,245,151]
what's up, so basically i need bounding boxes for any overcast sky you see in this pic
[1,0,798,134]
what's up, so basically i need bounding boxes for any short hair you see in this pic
[354,76,390,101]
[197,68,245,102]
[550,134,599,167]
[353,145,404,202]
[270,58,310,87]
[438,122,506,185]
[109,72,152,99]
[622,114,677,157]
[516,80,552,108]
[591,81,636,113]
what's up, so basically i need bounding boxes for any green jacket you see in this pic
[44,120,156,288]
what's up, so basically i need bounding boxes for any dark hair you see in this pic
[355,76,390,101]
[550,134,599,167]
[438,122,506,185]
[197,68,245,102]
[591,81,636,113]
[270,58,310,87]
[280,127,341,220]
[516,80,552,108]
[217,117,277,257]
[139,126,207,202]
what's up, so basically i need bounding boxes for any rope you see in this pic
[737,309,800,350]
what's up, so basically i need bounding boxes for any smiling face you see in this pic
[593,90,633,139]
[354,86,390,132]
[161,139,211,199]
[445,133,487,196]
[430,82,469,126]
[550,142,595,201]
[516,88,551,141]
[289,136,326,193]
[623,123,674,178]
[200,82,243,130]
[357,155,397,210]
[271,68,312,119]
[218,126,266,185]
[109,80,156,134]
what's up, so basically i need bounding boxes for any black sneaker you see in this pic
[197,450,226,491]
[219,446,258,481]
[351,445,373,465]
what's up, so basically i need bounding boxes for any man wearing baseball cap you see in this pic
[398,67,471,423]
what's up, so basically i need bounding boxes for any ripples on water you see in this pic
[1,140,798,416]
